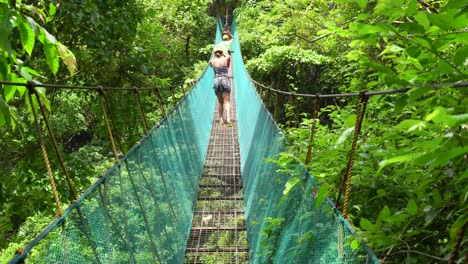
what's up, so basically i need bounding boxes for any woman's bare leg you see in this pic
[216,92,224,123]
[223,92,231,123]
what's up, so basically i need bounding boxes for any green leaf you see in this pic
[400,22,425,34]
[378,153,424,171]
[431,190,442,208]
[429,146,468,170]
[4,85,16,102]
[0,5,13,54]
[315,183,331,209]
[49,2,56,16]
[360,217,377,233]
[414,11,430,29]
[442,0,468,11]
[57,42,76,75]
[334,127,354,148]
[406,199,418,215]
[350,239,360,250]
[16,16,35,55]
[344,114,356,128]
[408,87,432,101]
[449,214,468,241]
[0,96,11,128]
[406,46,421,58]
[355,0,367,9]
[406,0,417,16]
[395,119,426,132]
[279,177,300,204]
[454,45,468,66]
[377,206,391,223]
[44,42,58,74]
[427,13,453,30]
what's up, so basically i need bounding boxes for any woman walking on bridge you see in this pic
[210,45,232,127]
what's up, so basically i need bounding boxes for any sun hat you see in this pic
[214,45,223,53]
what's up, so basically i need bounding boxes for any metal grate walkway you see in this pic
[185,71,249,263]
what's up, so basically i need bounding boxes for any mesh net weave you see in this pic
[231,17,380,264]
[8,17,380,264]
[8,57,216,264]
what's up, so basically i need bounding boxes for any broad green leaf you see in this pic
[425,106,456,125]
[406,46,421,58]
[57,42,77,75]
[279,177,300,204]
[49,2,56,16]
[0,96,10,128]
[334,127,354,148]
[442,0,468,11]
[0,5,13,53]
[355,0,367,9]
[16,16,35,55]
[406,199,418,215]
[40,32,59,75]
[408,87,432,101]
[38,27,57,45]
[429,146,468,170]
[394,94,408,113]
[344,114,356,128]
[451,113,468,126]
[378,153,423,171]
[406,0,417,16]
[400,22,425,34]
[438,60,455,75]
[427,13,454,30]
[395,119,426,132]
[377,205,391,223]
[449,214,468,241]
[414,11,430,29]
[454,45,468,66]
[8,73,26,97]
[26,16,38,33]
[4,85,16,102]
[316,29,332,35]
[315,183,331,209]
[431,190,442,208]
[413,37,437,52]
[350,239,360,250]
[35,87,50,111]
[360,217,377,233]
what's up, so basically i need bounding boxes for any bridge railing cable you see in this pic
[250,79,468,98]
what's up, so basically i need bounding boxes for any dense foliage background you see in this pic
[234,0,467,263]
[0,0,216,261]
[0,0,466,263]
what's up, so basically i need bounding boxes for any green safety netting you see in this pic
[8,36,218,263]
[231,17,380,263]
[8,17,380,264]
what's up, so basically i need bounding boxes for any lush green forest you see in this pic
[1,0,467,263]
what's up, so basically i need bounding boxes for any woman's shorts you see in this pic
[214,76,231,93]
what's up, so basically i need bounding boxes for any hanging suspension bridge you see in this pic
[3,17,467,264]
